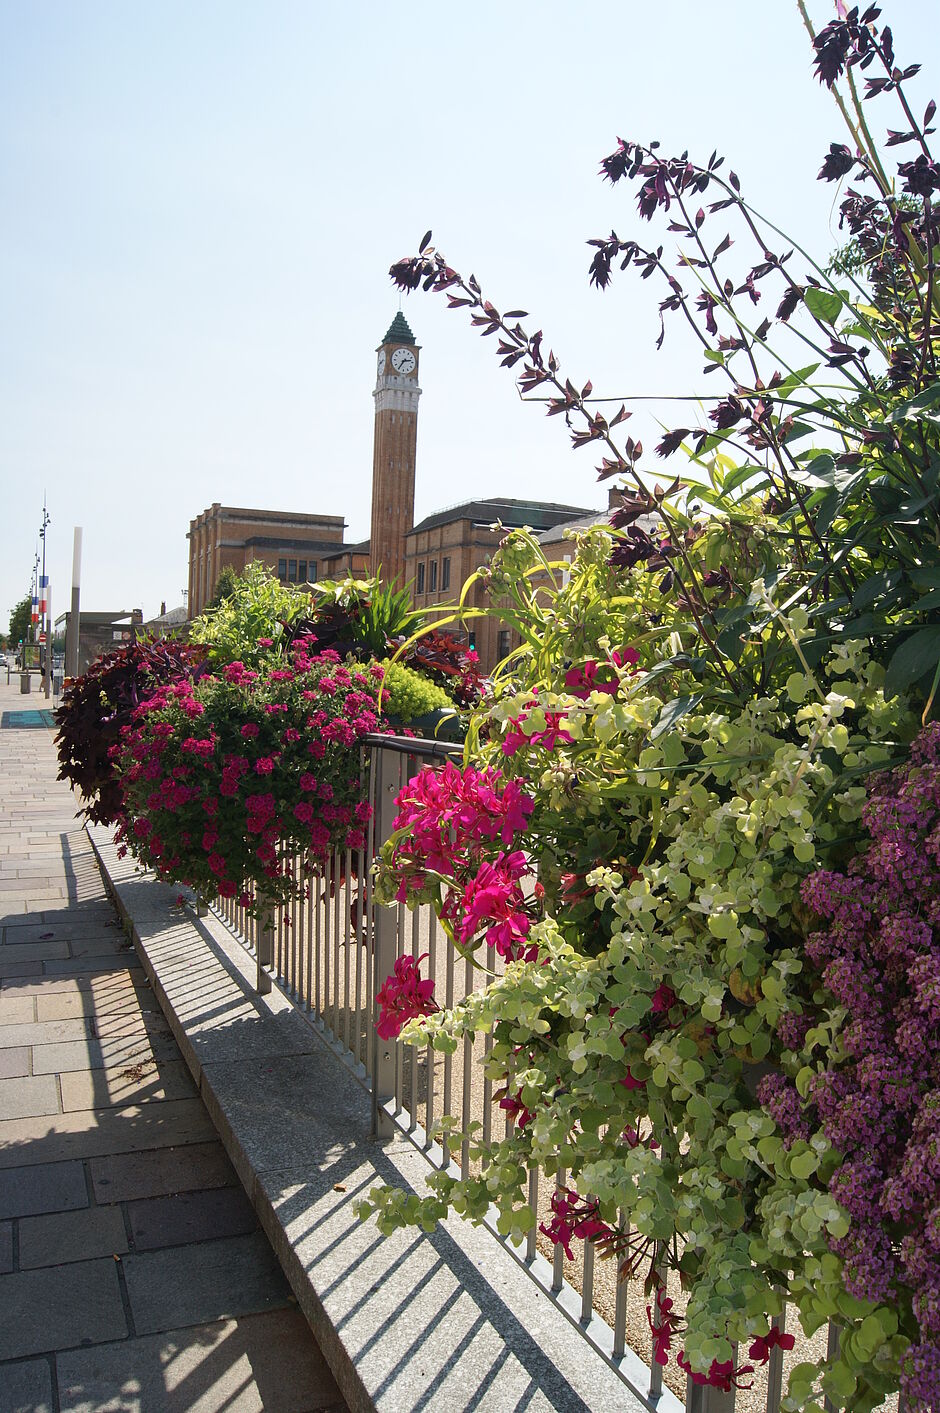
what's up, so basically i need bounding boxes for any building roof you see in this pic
[321,539,370,557]
[188,506,346,535]
[53,610,138,629]
[243,536,351,553]
[382,311,416,345]
[408,498,597,538]
[143,606,188,629]
[538,510,612,540]
[538,508,660,543]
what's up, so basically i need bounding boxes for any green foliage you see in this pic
[206,565,242,610]
[8,595,30,647]
[363,530,917,1405]
[304,576,424,658]
[377,658,455,722]
[189,561,308,668]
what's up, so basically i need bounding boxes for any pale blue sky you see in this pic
[1,0,937,623]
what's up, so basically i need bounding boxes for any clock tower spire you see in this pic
[369,312,421,589]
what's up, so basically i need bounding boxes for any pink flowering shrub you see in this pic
[113,643,383,911]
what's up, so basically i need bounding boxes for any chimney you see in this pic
[160,601,166,616]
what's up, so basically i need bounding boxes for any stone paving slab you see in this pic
[18,1204,128,1268]
[0,1074,61,1120]
[89,1140,238,1204]
[36,986,157,1020]
[59,1059,197,1112]
[30,1031,181,1075]
[0,996,35,1022]
[55,1309,344,1413]
[0,958,42,979]
[0,1257,128,1358]
[0,1358,54,1413]
[1,920,125,945]
[4,972,147,999]
[0,1159,88,1217]
[40,956,145,977]
[0,1018,94,1048]
[0,940,70,962]
[0,1096,216,1167]
[0,1047,30,1079]
[127,1185,257,1251]
[121,1231,290,1336]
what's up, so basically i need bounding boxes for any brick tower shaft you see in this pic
[369,313,421,589]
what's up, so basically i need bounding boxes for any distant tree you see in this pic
[8,596,30,649]
[206,565,241,610]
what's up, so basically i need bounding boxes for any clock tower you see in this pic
[369,311,421,589]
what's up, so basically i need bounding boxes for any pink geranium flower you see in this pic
[375,954,438,1039]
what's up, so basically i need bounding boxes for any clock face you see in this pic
[377,349,386,376]
[391,347,416,375]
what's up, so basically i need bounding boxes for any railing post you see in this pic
[685,1364,738,1413]
[257,902,274,996]
[371,745,400,1138]
[823,1324,840,1413]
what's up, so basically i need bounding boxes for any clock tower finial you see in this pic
[369,314,421,589]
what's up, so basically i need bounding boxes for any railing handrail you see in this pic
[361,730,463,760]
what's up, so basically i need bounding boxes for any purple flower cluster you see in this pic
[761,725,940,1408]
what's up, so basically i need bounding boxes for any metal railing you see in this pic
[211,735,898,1413]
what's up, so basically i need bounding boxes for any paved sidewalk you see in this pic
[0,681,345,1413]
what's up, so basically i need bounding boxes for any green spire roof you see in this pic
[382,311,415,345]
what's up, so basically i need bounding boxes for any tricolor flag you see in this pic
[39,575,48,615]
[31,593,39,625]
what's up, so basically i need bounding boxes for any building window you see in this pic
[298,561,307,583]
[429,559,438,592]
[278,558,287,581]
[417,562,425,594]
[497,630,511,660]
[288,559,298,582]
[441,557,450,590]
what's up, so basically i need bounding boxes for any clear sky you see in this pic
[1,0,937,626]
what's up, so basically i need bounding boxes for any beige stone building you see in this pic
[406,498,594,669]
[186,506,347,618]
[186,313,604,669]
